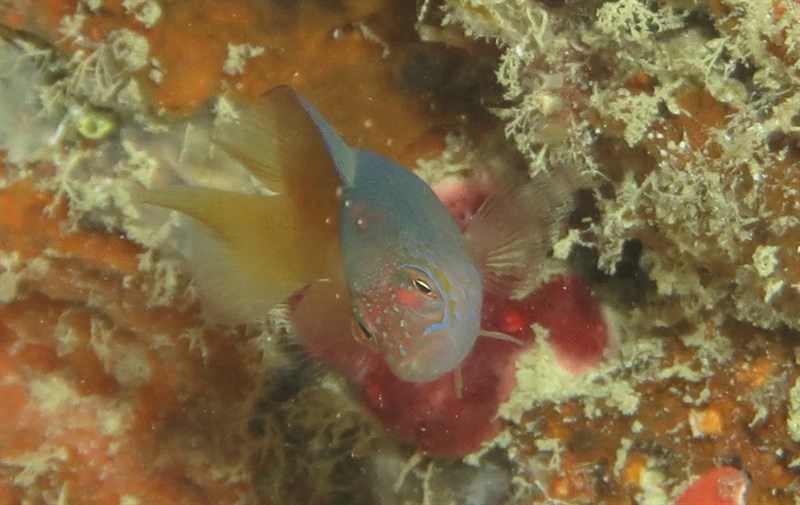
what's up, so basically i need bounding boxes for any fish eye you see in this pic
[398,267,440,299]
[413,277,433,295]
[357,319,373,339]
[351,317,375,346]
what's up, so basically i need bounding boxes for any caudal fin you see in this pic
[140,186,341,322]
[137,87,348,321]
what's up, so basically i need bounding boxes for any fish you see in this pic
[140,85,574,383]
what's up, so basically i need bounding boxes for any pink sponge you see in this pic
[675,467,748,505]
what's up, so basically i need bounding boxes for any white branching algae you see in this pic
[444,0,800,331]
[223,43,265,76]
[790,352,800,443]
[122,0,163,29]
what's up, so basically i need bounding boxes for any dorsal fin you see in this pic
[465,167,580,296]
[292,93,358,187]
[214,85,356,193]
[215,86,345,247]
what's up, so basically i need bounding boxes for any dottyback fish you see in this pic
[141,86,573,383]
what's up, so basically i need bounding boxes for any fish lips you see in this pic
[390,342,459,383]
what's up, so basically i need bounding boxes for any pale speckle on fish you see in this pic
[140,86,575,383]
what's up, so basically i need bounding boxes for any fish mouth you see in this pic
[394,345,451,383]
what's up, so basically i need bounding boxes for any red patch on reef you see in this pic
[675,466,748,505]
[433,175,493,224]
[521,275,610,374]
[301,272,611,457]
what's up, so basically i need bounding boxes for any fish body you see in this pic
[336,150,482,382]
[141,86,572,383]
[271,91,484,382]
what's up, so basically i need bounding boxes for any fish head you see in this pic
[338,150,483,383]
[350,261,481,383]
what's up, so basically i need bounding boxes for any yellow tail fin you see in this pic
[141,186,341,322]
[138,87,348,322]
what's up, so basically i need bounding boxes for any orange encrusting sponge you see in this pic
[0,178,263,504]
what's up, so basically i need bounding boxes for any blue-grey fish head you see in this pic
[350,257,482,383]
[330,146,484,383]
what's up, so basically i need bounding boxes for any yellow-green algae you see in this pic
[444,0,800,332]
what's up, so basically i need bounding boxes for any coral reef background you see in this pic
[0,0,798,504]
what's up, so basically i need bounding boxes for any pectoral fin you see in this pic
[291,277,375,381]
[465,168,581,296]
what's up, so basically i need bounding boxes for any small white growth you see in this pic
[688,409,712,438]
[54,312,81,357]
[119,496,142,505]
[0,39,63,165]
[108,29,151,71]
[534,438,564,470]
[59,13,87,39]
[551,228,581,260]
[752,245,779,277]
[355,22,390,58]
[117,79,146,109]
[635,459,669,505]
[135,249,184,305]
[89,316,115,367]
[84,0,103,11]
[90,317,152,386]
[789,371,800,443]
[111,348,152,387]
[30,376,79,414]
[682,385,711,406]
[223,43,265,76]
[148,58,164,83]
[181,327,210,362]
[121,139,159,183]
[498,333,642,424]
[122,0,162,28]
[590,86,678,147]
[4,446,70,487]
[148,68,163,83]
[393,451,424,492]
[0,251,23,303]
[214,96,241,126]
[100,404,133,437]
[596,0,685,43]
[613,438,633,477]
[413,134,474,184]
[763,278,785,303]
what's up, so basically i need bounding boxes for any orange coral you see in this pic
[0,179,261,503]
[9,0,440,167]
